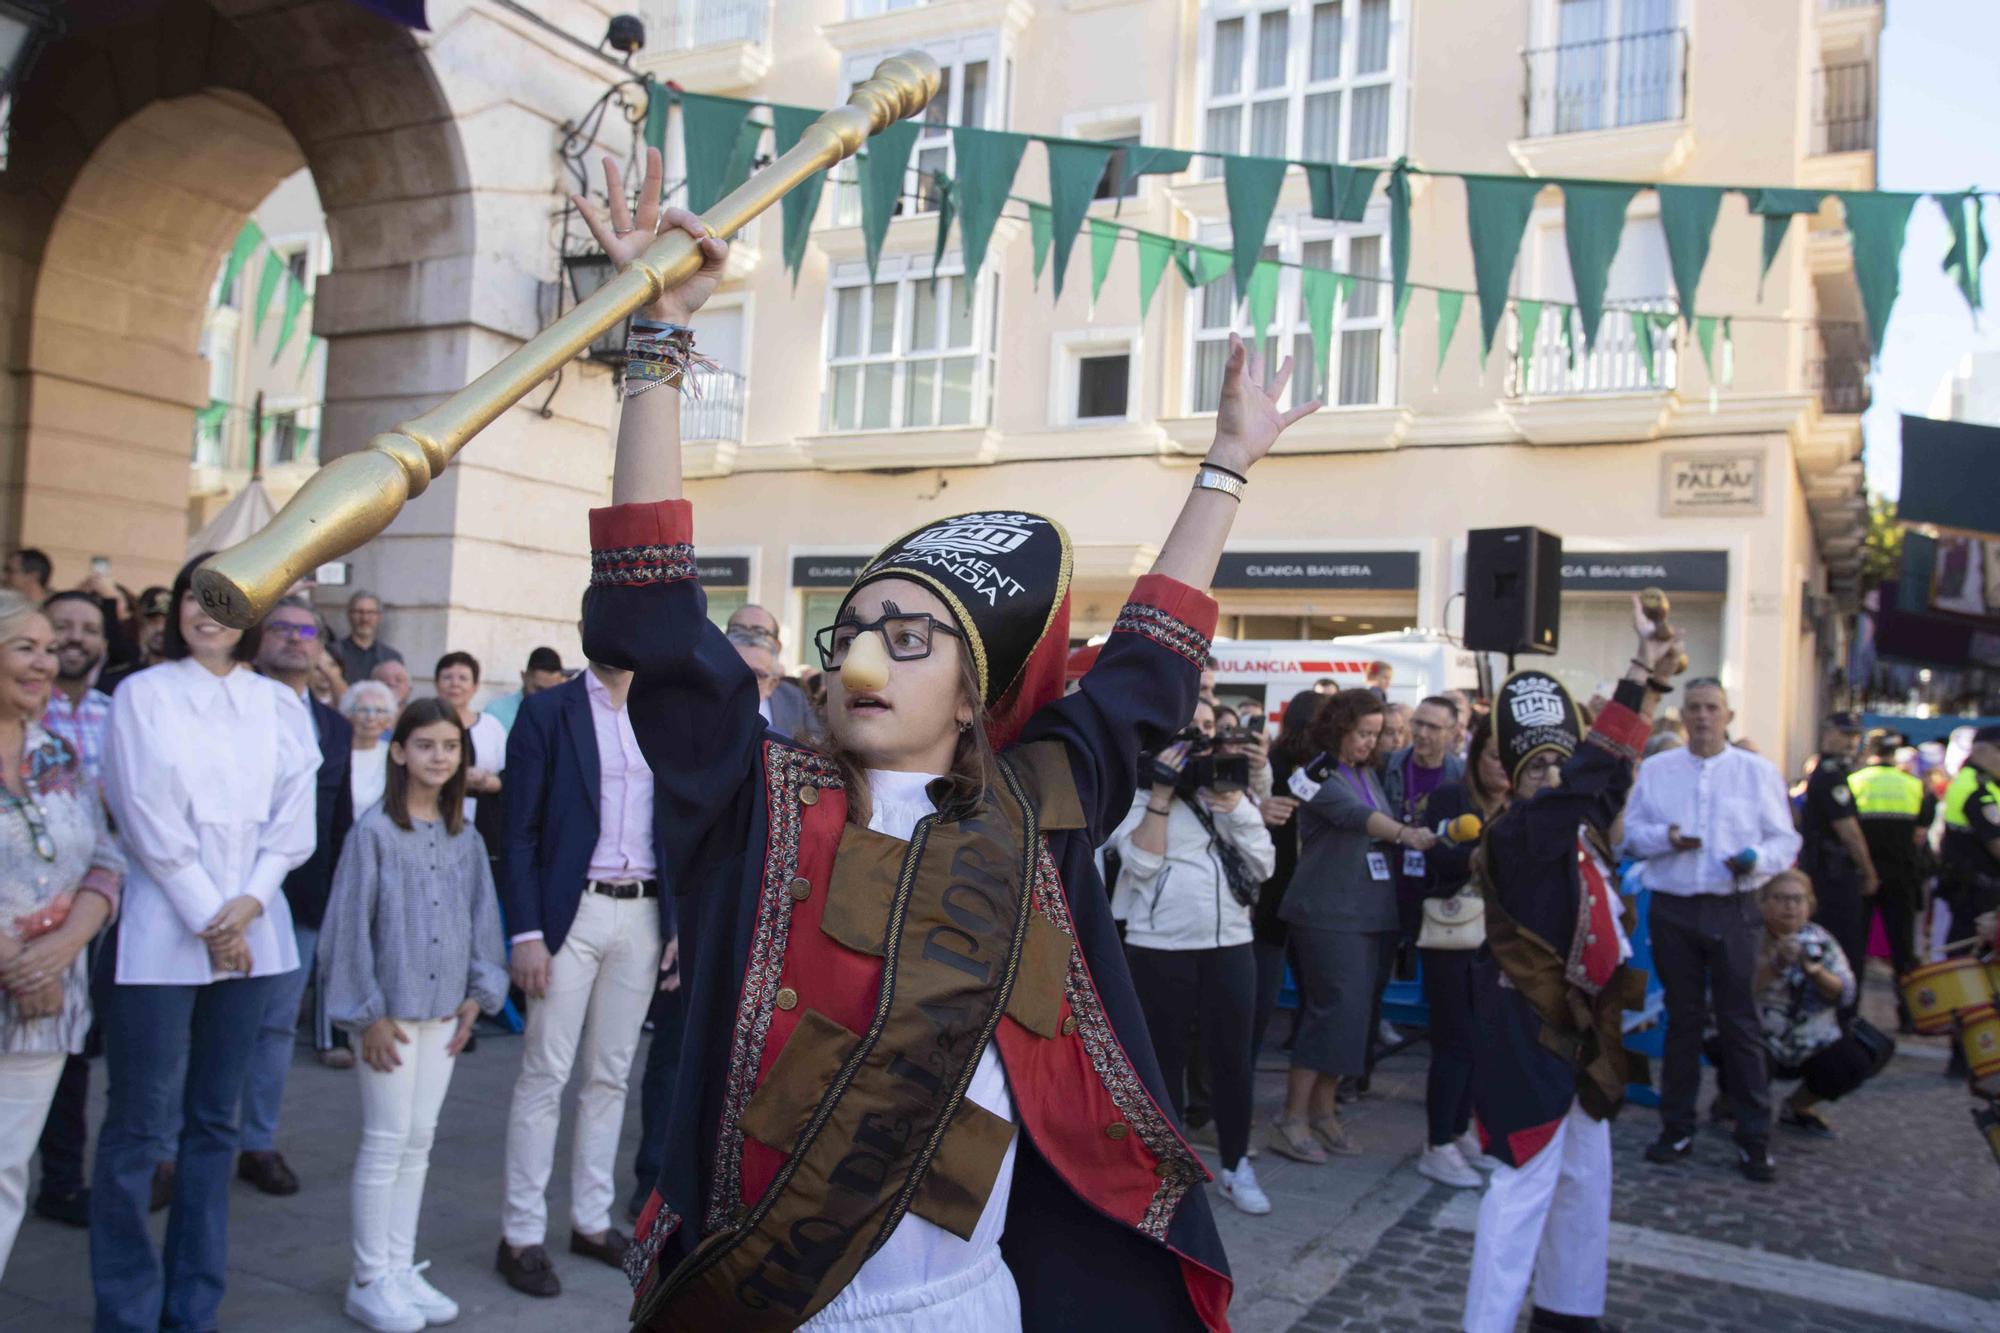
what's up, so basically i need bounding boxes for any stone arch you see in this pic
[0,0,473,591]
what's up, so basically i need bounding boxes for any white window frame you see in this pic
[1059,103,1159,208]
[822,251,999,432]
[1050,327,1141,427]
[1182,213,1394,414]
[833,33,1011,227]
[1507,201,1678,396]
[1196,0,1407,177]
[1526,0,1686,136]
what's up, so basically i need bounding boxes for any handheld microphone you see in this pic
[1437,813,1483,845]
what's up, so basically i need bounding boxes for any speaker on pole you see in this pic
[1463,526,1562,657]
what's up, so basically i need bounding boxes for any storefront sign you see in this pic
[1661,450,1764,516]
[697,556,751,586]
[1214,551,1420,590]
[791,555,869,587]
[1560,550,1728,593]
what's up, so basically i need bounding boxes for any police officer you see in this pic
[1940,726,2000,948]
[1847,730,1933,1029]
[1798,712,1875,1016]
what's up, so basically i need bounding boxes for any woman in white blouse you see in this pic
[91,555,319,1333]
[340,680,397,814]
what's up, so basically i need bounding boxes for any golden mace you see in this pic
[194,52,942,628]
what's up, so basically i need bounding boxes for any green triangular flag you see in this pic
[252,250,284,335]
[1555,303,1575,370]
[1394,283,1411,340]
[1694,314,1717,380]
[1301,267,1339,379]
[1938,190,1987,319]
[1840,191,1922,353]
[772,105,829,287]
[1137,232,1174,318]
[929,173,956,286]
[1121,145,1194,187]
[642,78,670,153]
[1221,154,1288,290]
[1561,181,1638,350]
[272,274,310,362]
[297,336,322,387]
[1388,164,1412,340]
[1028,203,1052,288]
[857,119,919,283]
[1512,298,1542,375]
[1657,184,1723,329]
[196,399,229,433]
[1175,244,1231,288]
[1044,139,1115,297]
[1463,174,1542,358]
[1721,316,1734,387]
[1435,290,1463,378]
[678,92,759,214]
[952,128,1031,295]
[218,224,262,305]
[1743,188,1824,297]
[1088,218,1120,303]
[1631,309,1656,384]
[1304,163,1382,223]
[1243,261,1279,340]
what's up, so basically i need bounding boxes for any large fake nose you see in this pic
[840,630,891,693]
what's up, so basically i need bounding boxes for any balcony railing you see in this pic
[1522,29,1687,139]
[637,0,769,52]
[1821,0,1878,12]
[683,365,747,442]
[1809,322,1871,414]
[1813,62,1875,154]
[1505,300,1677,398]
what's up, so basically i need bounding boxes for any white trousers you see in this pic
[1463,1101,1611,1333]
[803,1247,1021,1333]
[502,891,660,1245]
[0,1051,64,1279]
[352,1018,459,1282]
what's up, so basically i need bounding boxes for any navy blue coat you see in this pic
[281,696,354,929]
[501,674,675,954]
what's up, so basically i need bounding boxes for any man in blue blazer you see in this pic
[497,657,679,1297]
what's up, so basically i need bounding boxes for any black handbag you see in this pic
[1184,797,1260,909]
[1846,1014,1897,1078]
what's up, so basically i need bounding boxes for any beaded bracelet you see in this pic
[622,320,718,399]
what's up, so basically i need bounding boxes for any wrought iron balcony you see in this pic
[1813,61,1875,154]
[1521,28,1687,139]
[636,0,770,53]
[1504,300,1677,398]
[1808,322,1871,414]
[682,365,747,443]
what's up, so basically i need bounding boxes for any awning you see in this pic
[190,482,277,561]
[1899,413,2000,541]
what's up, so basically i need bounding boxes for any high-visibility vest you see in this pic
[1847,762,1924,820]
[1943,765,1984,832]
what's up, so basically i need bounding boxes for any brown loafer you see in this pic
[236,1150,301,1196]
[149,1161,175,1213]
[569,1227,631,1269]
[496,1240,562,1297]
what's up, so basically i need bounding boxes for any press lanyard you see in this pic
[1338,764,1379,812]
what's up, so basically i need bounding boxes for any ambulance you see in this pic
[1208,631,1490,726]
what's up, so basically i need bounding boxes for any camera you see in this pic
[1141,726,1252,798]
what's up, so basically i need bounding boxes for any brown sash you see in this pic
[633,756,1038,1330]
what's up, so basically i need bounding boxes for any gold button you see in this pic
[775,987,798,1010]
[789,877,812,901]
[1061,1016,1079,1036]
[799,786,819,807]
[1105,1122,1129,1141]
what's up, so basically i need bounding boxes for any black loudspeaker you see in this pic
[1464,527,1562,656]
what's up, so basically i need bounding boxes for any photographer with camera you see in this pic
[1111,700,1277,1217]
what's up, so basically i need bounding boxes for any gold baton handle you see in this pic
[194,52,942,628]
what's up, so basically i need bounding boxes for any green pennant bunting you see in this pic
[1937,190,1987,319]
[195,399,229,433]
[1244,260,1279,339]
[1221,154,1288,290]
[1561,181,1639,350]
[1513,298,1542,375]
[1743,188,1824,298]
[297,336,322,386]
[857,119,919,282]
[1088,218,1119,303]
[930,173,956,285]
[1301,267,1339,379]
[1305,163,1382,224]
[678,92,759,214]
[1388,164,1412,339]
[1044,140,1115,297]
[642,78,670,152]
[1694,314,1718,380]
[772,104,829,287]
[1721,316,1734,386]
[1028,203,1052,287]
[952,128,1031,295]
[1657,184,1723,329]
[252,250,284,335]
[1137,232,1174,318]
[1394,283,1410,338]
[1120,145,1193,185]
[1840,191,1921,354]
[1175,243,1232,288]
[1631,309,1656,384]
[218,224,262,306]
[1555,303,1575,371]
[272,274,309,362]
[1435,290,1463,378]
[1463,175,1542,359]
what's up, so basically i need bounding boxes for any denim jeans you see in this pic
[240,925,316,1152]
[90,969,274,1333]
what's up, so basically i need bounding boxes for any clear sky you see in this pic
[1862,0,2000,497]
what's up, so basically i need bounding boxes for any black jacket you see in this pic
[282,696,355,929]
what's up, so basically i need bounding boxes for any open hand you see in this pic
[510,938,552,1000]
[572,146,730,326]
[445,999,482,1056]
[362,1018,409,1072]
[1207,333,1322,476]
[659,935,680,994]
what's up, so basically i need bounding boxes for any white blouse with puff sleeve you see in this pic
[103,658,320,985]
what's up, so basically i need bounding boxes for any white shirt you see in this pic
[802,768,1021,1329]
[349,744,389,815]
[104,658,319,984]
[463,710,507,824]
[1107,791,1277,950]
[1620,743,1802,896]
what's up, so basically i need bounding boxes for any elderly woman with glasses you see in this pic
[341,681,399,814]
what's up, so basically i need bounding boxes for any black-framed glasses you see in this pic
[814,613,963,671]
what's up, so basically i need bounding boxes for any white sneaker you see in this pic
[1416,1142,1484,1189]
[344,1275,425,1333]
[1455,1129,1502,1172]
[1218,1158,1272,1215]
[1377,1019,1402,1048]
[395,1262,459,1325]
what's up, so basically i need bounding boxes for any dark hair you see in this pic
[434,650,481,684]
[1463,713,1507,813]
[1307,687,1386,764]
[11,548,50,584]
[163,553,263,663]
[1273,689,1323,766]
[526,646,564,674]
[1213,704,1239,728]
[383,697,469,836]
[1417,694,1457,716]
[43,589,105,623]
